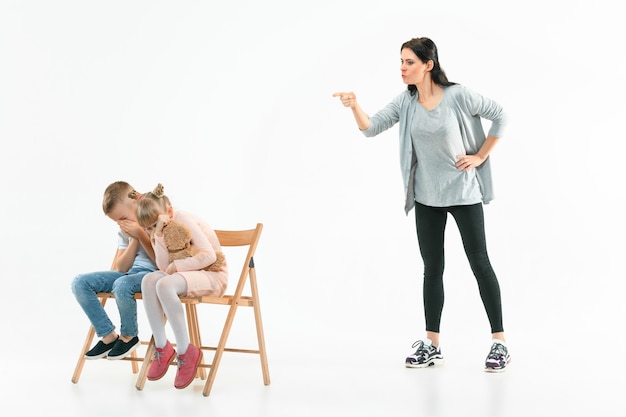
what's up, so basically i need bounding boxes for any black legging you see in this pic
[414,202,504,334]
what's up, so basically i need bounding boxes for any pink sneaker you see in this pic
[174,344,203,389]
[147,341,175,381]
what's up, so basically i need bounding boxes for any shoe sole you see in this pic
[107,340,141,360]
[174,350,203,389]
[484,358,511,373]
[405,358,444,368]
[84,349,112,360]
[147,353,176,381]
[484,366,508,373]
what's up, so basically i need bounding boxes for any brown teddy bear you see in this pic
[159,219,225,272]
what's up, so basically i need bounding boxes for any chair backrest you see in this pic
[215,227,259,245]
[213,223,263,297]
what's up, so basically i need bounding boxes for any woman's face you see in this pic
[400,48,431,85]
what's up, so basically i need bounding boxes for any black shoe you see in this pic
[85,337,118,360]
[107,336,140,360]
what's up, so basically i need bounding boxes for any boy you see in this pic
[71,181,156,359]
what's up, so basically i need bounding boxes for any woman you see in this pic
[333,37,510,372]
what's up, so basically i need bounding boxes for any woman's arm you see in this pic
[456,86,505,171]
[456,135,500,172]
[333,92,370,130]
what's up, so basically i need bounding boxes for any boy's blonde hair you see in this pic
[136,183,172,228]
[102,181,137,215]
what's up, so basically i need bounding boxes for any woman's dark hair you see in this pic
[401,37,456,95]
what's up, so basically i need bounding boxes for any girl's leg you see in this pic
[450,203,504,336]
[111,269,148,338]
[414,202,448,340]
[71,270,124,338]
[154,274,190,354]
[141,271,168,348]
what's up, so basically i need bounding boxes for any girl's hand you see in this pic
[154,214,171,237]
[165,262,177,274]
[332,91,358,108]
[455,154,485,172]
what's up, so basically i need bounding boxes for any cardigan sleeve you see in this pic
[459,85,506,138]
[361,92,406,137]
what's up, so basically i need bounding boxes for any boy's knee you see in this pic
[70,274,86,294]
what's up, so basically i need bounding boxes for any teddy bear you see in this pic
[159,219,225,272]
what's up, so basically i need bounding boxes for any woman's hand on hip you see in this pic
[455,154,485,172]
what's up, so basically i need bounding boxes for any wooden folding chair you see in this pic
[71,292,205,384]
[71,292,146,383]
[134,222,270,396]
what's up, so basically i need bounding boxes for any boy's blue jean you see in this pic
[71,267,153,338]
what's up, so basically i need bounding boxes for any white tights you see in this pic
[141,271,190,354]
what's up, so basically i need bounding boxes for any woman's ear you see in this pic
[167,205,174,218]
[426,59,434,71]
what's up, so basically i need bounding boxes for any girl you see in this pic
[135,184,228,389]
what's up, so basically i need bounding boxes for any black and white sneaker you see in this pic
[107,336,140,360]
[405,339,444,368]
[484,341,511,372]
[85,337,118,360]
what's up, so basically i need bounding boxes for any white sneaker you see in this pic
[484,340,511,372]
[405,339,444,368]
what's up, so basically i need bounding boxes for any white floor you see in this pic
[5,201,626,417]
[10,268,626,417]
[18,337,626,417]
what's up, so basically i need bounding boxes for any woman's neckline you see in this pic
[417,85,446,112]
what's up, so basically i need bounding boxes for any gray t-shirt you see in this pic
[117,229,157,271]
[411,90,482,207]
[362,85,506,213]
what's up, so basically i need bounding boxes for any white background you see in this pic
[1,1,625,416]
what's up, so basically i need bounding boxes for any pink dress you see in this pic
[152,210,228,297]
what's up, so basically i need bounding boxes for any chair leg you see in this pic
[135,335,155,391]
[72,296,108,383]
[185,303,206,380]
[202,302,239,397]
[130,349,139,373]
[249,268,271,385]
[71,324,96,383]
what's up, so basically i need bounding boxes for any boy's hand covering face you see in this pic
[118,219,141,238]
